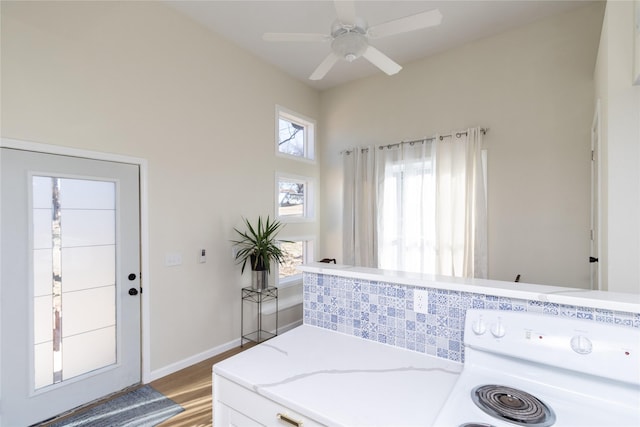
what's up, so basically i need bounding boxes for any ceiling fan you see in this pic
[262,1,442,80]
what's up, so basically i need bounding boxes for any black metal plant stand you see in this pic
[241,286,278,346]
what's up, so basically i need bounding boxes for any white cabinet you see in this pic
[213,375,325,427]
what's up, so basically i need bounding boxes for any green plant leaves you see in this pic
[231,216,290,274]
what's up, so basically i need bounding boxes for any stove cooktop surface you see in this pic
[434,310,640,427]
[434,366,640,427]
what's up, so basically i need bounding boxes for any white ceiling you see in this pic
[165,1,595,91]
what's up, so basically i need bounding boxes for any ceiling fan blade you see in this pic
[309,52,339,80]
[368,9,443,39]
[334,0,356,26]
[362,46,402,76]
[262,33,330,43]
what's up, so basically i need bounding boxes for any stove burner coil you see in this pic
[471,385,556,427]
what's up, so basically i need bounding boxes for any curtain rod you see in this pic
[341,128,488,155]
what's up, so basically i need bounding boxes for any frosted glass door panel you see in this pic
[33,295,53,344]
[62,286,115,337]
[62,246,115,292]
[32,176,54,208]
[31,176,117,389]
[34,342,54,390]
[63,326,116,380]
[33,249,53,296]
[59,179,115,209]
[61,210,115,247]
[32,209,53,249]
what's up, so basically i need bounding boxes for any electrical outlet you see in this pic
[414,289,428,314]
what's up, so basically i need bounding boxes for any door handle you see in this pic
[128,273,136,281]
[128,288,139,296]
[589,257,599,263]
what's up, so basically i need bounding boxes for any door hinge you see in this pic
[591,150,595,161]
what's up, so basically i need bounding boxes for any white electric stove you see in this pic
[434,309,640,427]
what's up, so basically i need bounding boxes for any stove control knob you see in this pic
[472,318,487,335]
[490,319,506,338]
[570,335,593,355]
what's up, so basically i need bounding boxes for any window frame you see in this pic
[275,105,316,163]
[276,236,316,287]
[275,172,315,222]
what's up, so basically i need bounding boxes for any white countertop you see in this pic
[213,325,462,426]
[298,263,640,314]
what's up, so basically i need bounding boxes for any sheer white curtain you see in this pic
[377,140,437,274]
[342,146,378,267]
[434,128,487,278]
[374,128,487,278]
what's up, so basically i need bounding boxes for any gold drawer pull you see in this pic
[277,412,303,427]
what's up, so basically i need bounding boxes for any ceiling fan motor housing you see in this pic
[331,18,368,62]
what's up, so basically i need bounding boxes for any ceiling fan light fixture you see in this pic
[331,31,367,62]
[263,2,443,81]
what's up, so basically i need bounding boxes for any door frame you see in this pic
[590,100,602,290]
[0,137,152,384]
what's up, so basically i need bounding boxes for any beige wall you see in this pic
[1,1,320,373]
[594,0,640,293]
[319,3,604,289]
[3,0,634,385]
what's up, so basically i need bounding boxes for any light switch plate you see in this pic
[165,252,182,267]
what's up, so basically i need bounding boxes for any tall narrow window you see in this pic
[278,238,315,286]
[276,106,315,161]
[276,173,314,221]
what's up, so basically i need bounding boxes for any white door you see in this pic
[0,148,141,426]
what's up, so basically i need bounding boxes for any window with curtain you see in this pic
[343,127,487,279]
[377,140,437,274]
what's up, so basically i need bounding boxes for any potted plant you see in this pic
[232,216,289,289]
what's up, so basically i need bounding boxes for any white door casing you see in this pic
[590,101,601,291]
[1,146,142,426]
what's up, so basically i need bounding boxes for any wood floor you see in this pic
[38,344,251,427]
[152,345,251,427]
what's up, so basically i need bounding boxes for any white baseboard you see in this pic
[144,319,303,383]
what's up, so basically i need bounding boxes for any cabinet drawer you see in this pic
[214,375,325,427]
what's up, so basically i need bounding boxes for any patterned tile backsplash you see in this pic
[302,272,640,364]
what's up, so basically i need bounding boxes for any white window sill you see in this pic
[277,277,302,289]
[262,293,302,315]
[261,280,302,314]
